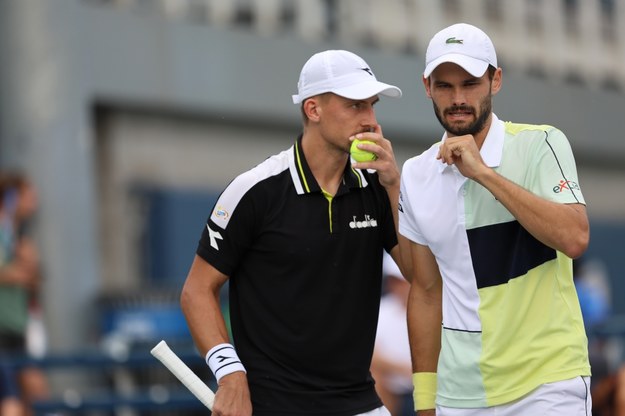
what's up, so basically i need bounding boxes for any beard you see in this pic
[433,93,492,137]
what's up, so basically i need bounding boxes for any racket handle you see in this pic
[151,340,215,410]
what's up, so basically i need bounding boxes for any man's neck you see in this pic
[301,132,348,196]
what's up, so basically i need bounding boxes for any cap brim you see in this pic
[332,80,402,101]
[423,54,489,78]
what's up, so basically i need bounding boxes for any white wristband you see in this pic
[205,343,246,382]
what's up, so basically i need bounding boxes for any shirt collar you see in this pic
[289,135,369,195]
[480,113,505,168]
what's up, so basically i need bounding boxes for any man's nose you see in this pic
[451,88,467,106]
[362,107,377,131]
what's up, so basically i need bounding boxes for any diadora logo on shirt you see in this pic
[206,224,223,250]
[553,179,580,193]
[349,214,378,229]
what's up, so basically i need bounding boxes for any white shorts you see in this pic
[437,376,592,416]
[355,405,391,416]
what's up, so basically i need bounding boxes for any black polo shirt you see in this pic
[197,136,398,415]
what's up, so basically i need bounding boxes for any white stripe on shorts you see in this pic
[437,376,592,416]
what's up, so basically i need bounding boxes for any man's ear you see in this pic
[303,97,321,122]
[422,76,432,98]
[491,68,503,96]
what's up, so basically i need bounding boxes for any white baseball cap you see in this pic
[424,23,497,78]
[292,50,402,104]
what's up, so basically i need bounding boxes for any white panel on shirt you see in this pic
[210,148,291,229]
[399,145,482,332]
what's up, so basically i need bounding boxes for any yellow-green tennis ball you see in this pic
[350,139,377,162]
